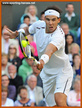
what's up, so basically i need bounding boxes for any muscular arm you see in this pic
[37,43,58,70]
[5,20,38,39]
[44,43,58,59]
[4,27,29,39]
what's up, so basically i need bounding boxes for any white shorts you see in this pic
[40,67,73,106]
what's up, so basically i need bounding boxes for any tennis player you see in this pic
[4,6,73,106]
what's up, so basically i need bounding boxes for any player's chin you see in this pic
[49,29,54,33]
[49,28,54,32]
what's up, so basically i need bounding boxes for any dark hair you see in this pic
[2,74,9,79]
[40,11,45,16]
[72,54,80,66]
[66,34,74,42]
[24,15,30,20]
[73,53,80,60]
[44,5,62,16]
[66,3,74,8]
[18,86,27,94]
[2,86,9,97]
[65,34,74,54]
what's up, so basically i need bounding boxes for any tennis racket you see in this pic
[19,32,40,65]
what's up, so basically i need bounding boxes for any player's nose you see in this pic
[49,20,53,24]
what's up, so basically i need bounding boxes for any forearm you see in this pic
[18,28,30,35]
[15,27,30,38]
[4,26,30,39]
[37,43,57,70]
[40,43,57,64]
[44,44,57,59]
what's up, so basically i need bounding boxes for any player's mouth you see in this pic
[49,27,53,30]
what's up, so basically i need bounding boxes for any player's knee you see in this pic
[54,93,67,106]
[55,98,65,106]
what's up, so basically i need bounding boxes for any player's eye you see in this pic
[46,18,50,21]
[52,18,56,21]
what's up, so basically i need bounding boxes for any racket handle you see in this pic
[18,29,25,33]
[35,59,40,64]
[36,61,40,64]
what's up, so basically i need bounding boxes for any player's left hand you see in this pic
[36,59,44,70]
[4,28,19,39]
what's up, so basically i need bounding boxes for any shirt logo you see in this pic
[57,87,61,89]
[36,27,40,29]
[41,27,45,29]
[49,11,52,13]
[49,11,53,13]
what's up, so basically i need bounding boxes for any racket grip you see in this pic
[35,59,40,64]
[18,29,25,33]
[36,61,40,64]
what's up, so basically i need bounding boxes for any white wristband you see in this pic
[40,54,49,64]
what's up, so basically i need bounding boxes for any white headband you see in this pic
[45,9,60,17]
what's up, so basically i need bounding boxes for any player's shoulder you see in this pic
[53,25,65,37]
[35,20,45,24]
[33,20,45,27]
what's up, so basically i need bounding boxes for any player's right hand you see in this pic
[36,59,44,70]
[3,27,19,39]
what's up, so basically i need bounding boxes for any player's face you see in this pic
[45,15,60,33]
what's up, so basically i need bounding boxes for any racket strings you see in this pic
[19,32,39,64]
[25,45,31,58]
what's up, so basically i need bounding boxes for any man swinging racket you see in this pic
[4,5,73,106]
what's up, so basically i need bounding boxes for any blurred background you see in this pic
[1,1,81,107]
[2,2,80,30]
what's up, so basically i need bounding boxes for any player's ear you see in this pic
[58,18,61,23]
